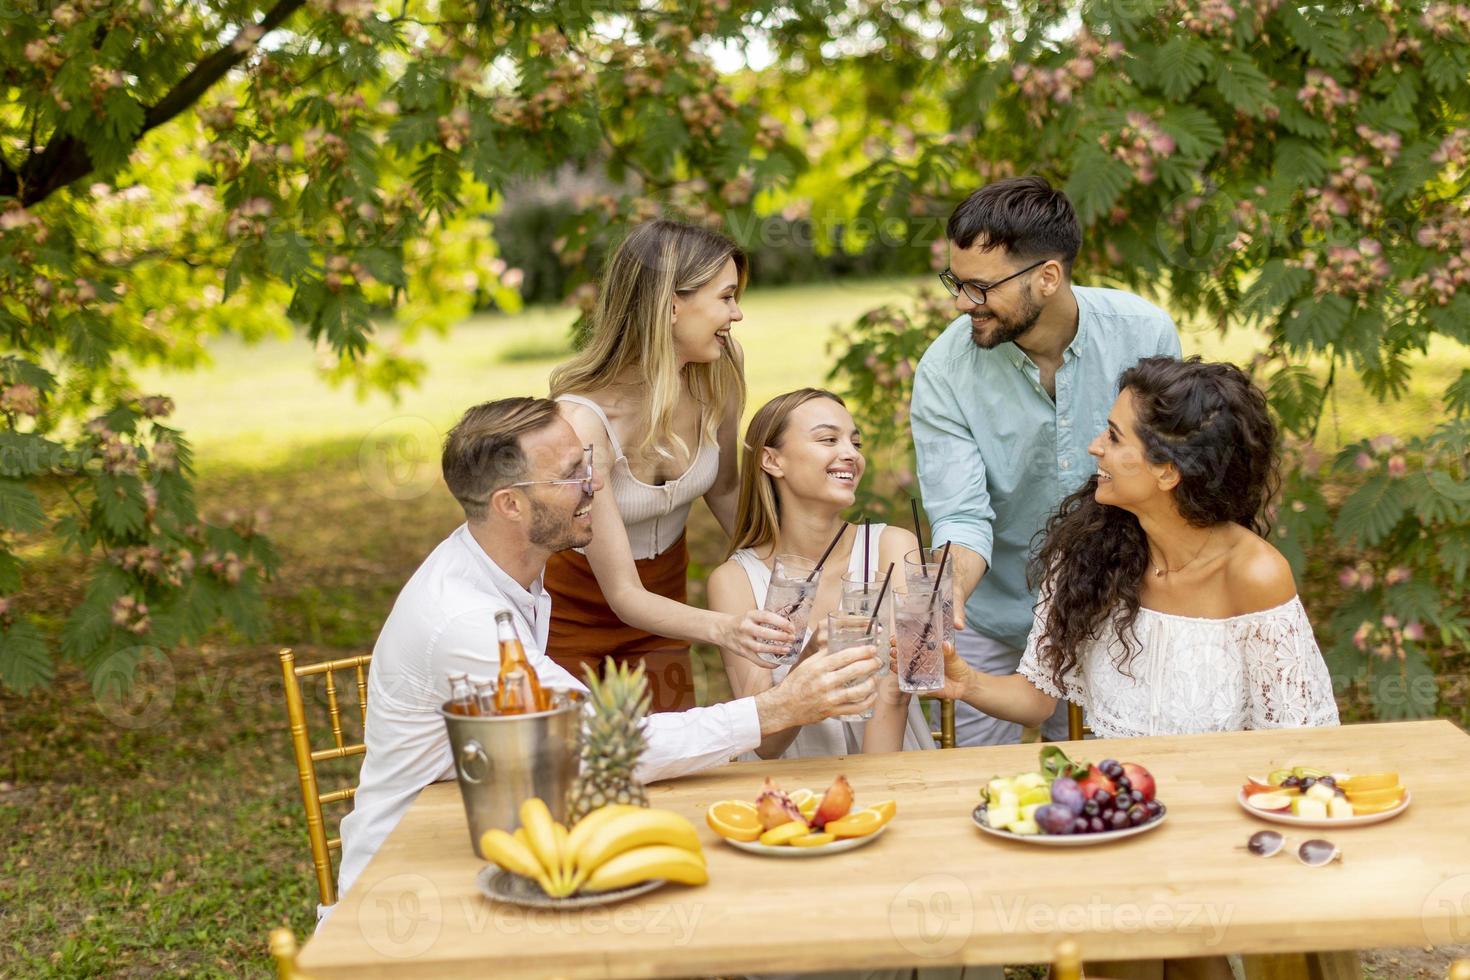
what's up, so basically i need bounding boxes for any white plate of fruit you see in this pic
[705,776,895,856]
[1238,767,1409,827]
[972,747,1166,846]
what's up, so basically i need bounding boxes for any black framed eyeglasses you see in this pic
[938,259,1047,306]
[507,445,595,496]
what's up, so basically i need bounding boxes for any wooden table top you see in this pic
[299,719,1470,978]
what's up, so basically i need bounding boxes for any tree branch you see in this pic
[5,0,306,208]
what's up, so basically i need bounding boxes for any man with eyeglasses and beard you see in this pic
[327,397,881,923]
[912,176,1181,747]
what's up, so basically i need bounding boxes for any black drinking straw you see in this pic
[926,542,952,617]
[861,516,871,593]
[807,521,849,582]
[910,497,927,553]
[910,497,931,580]
[865,563,895,635]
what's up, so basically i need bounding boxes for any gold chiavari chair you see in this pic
[269,927,317,980]
[929,697,957,748]
[1450,959,1470,980]
[1067,702,1092,741]
[279,647,371,908]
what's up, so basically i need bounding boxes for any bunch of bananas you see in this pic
[479,799,708,897]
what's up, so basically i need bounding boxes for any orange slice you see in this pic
[1350,796,1405,816]
[1340,772,1399,793]
[867,800,897,825]
[1344,785,1404,807]
[825,808,884,839]
[790,832,835,847]
[706,800,762,842]
[759,820,810,846]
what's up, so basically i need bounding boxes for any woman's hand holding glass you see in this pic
[720,609,796,668]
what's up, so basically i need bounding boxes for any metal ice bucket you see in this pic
[439,689,583,858]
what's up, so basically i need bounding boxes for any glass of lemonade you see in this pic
[761,554,820,665]
[894,588,945,693]
[827,612,884,722]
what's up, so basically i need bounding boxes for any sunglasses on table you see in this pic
[1240,830,1343,867]
[506,445,595,496]
[938,259,1047,306]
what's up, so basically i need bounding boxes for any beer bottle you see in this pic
[447,672,480,716]
[494,610,548,713]
[473,680,497,716]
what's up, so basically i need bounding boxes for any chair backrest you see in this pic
[279,648,371,907]
[927,697,957,748]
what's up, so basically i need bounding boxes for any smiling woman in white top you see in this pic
[938,356,1339,738]
[547,220,794,712]
[709,388,935,759]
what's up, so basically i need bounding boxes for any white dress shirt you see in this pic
[327,524,762,918]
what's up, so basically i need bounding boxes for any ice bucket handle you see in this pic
[458,739,490,784]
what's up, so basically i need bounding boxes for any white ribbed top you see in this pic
[556,394,720,560]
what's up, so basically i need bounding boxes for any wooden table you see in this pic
[299,720,1470,977]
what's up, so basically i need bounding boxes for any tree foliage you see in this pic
[2,0,1468,717]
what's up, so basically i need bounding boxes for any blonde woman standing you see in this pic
[708,388,936,758]
[548,220,794,712]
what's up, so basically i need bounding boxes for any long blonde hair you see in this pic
[549,219,748,462]
[728,388,848,556]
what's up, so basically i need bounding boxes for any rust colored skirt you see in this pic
[544,534,697,713]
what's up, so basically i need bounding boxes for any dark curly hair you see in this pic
[1027,356,1281,690]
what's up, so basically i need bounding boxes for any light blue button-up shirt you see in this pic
[910,285,1181,650]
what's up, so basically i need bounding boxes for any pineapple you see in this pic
[565,660,650,822]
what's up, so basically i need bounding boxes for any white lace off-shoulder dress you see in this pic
[1017,595,1340,737]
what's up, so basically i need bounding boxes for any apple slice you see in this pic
[1242,779,1281,797]
[1247,792,1296,812]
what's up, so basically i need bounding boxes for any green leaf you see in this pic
[1274,138,1328,186]
[1438,527,1470,584]
[1159,104,1225,159]
[1279,5,1349,67]
[1283,294,1350,351]
[1214,52,1272,117]
[0,478,46,533]
[96,473,146,537]
[0,620,53,694]
[1423,43,1467,95]
[1265,365,1326,437]
[1154,37,1213,100]
[1370,649,1438,720]
[1243,259,1310,320]
[1334,473,1409,547]
[1064,145,1131,225]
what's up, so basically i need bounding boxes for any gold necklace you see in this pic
[1152,527,1214,578]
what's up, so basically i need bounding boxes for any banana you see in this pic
[565,803,643,859]
[574,807,702,877]
[582,844,708,893]
[518,798,562,891]
[480,828,557,895]
[552,820,572,897]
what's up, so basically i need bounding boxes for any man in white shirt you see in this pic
[327,397,880,920]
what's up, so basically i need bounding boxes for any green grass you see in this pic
[6,276,1469,978]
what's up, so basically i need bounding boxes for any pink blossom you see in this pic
[1,383,40,416]
[1337,567,1360,589]
[1352,622,1372,651]
[1385,566,1412,586]
[1359,570,1375,590]
[1354,452,1374,471]
[1403,621,1426,642]
[1387,455,1407,478]
[1381,614,1400,630]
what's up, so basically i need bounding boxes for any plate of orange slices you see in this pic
[705,776,895,856]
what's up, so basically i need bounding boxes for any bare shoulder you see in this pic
[707,558,755,611]
[878,524,919,555]
[1223,531,1297,615]
[557,398,615,452]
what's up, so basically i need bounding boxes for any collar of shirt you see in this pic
[453,524,551,649]
[1000,290,1090,374]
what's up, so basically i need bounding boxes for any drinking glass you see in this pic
[894,588,945,693]
[904,547,954,626]
[827,612,884,722]
[761,554,820,665]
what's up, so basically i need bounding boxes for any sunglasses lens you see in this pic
[1247,830,1285,857]
[1298,839,1339,866]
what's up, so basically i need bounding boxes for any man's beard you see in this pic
[969,290,1044,350]
[527,495,593,552]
